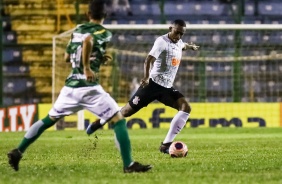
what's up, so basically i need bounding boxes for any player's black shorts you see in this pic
[128,78,184,111]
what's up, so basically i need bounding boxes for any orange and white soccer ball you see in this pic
[169,141,188,158]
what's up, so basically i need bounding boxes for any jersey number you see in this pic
[70,45,82,68]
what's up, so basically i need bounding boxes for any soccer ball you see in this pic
[168,141,188,158]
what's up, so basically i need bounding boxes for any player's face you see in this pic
[169,24,186,43]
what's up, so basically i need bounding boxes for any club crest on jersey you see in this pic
[132,96,140,105]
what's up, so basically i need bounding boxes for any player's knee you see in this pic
[110,111,124,123]
[180,102,191,113]
[185,103,192,113]
[177,98,191,113]
[181,101,191,113]
[49,115,60,122]
[120,104,135,117]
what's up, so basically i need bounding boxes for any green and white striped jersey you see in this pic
[65,22,112,88]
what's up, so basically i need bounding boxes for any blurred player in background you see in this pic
[7,0,151,173]
[87,19,200,154]
[110,0,133,16]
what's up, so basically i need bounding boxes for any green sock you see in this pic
[18,115,57,153]
[113,119,133,168]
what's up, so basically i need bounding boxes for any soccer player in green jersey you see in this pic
[7,0,152,173]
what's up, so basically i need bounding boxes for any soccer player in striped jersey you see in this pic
[7,0,151,173]
[87,19,200,154]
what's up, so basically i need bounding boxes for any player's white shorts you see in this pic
[49,85,119,121]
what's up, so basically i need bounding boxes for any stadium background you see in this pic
[1,0,282,132]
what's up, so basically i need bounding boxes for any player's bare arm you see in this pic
[140,55,155,87]
[183,42,200,51]
[83,35,96,82]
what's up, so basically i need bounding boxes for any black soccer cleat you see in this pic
[159,142,172,154]
[7,148,22,171]
[124,162,152,173]
[86,119,104,135]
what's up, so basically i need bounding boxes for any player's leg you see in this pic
[109,112,152,173]
[85,85,152,172]
[112,86,152,172]
[119,79,158,119]
[86,117,107,135]
[86,106,123,135]
[8,86,81,171]
[7,115,60,171]
[158,89,191,154]
[86,82,155,135]
[86,103,137,135]
[162,97,191,143]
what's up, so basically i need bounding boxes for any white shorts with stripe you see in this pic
[49,85,119,121]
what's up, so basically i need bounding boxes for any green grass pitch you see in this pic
[1,128,282,184]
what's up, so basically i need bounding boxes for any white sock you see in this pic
[100,119,107,125]
[163,111,189,143]
[25,120,44,139]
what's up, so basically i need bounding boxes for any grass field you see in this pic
[1,128,282,184]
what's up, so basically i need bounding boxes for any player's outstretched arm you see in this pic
[183,42,200,51]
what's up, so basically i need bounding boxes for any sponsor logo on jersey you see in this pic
[132,96,140,105]
[54,108,64,114]
[98,107,111,117]
[97,36,112,45]
[171,58,180,66]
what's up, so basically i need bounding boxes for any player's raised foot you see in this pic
[86,119,103,135]
[159,142,172,154]
[7,148,22,171]
[124,162,152,173]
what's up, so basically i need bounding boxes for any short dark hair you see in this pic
[172,19,186,27]
[88,0,107,20]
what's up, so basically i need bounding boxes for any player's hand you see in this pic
[185,42,200,51]
[140,78,149,88]
[84,68,96,82]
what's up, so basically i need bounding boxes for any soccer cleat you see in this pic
[7,148,22,171]
[86,119,104,135]
[159,142,172,154]
[124,162,152,173]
